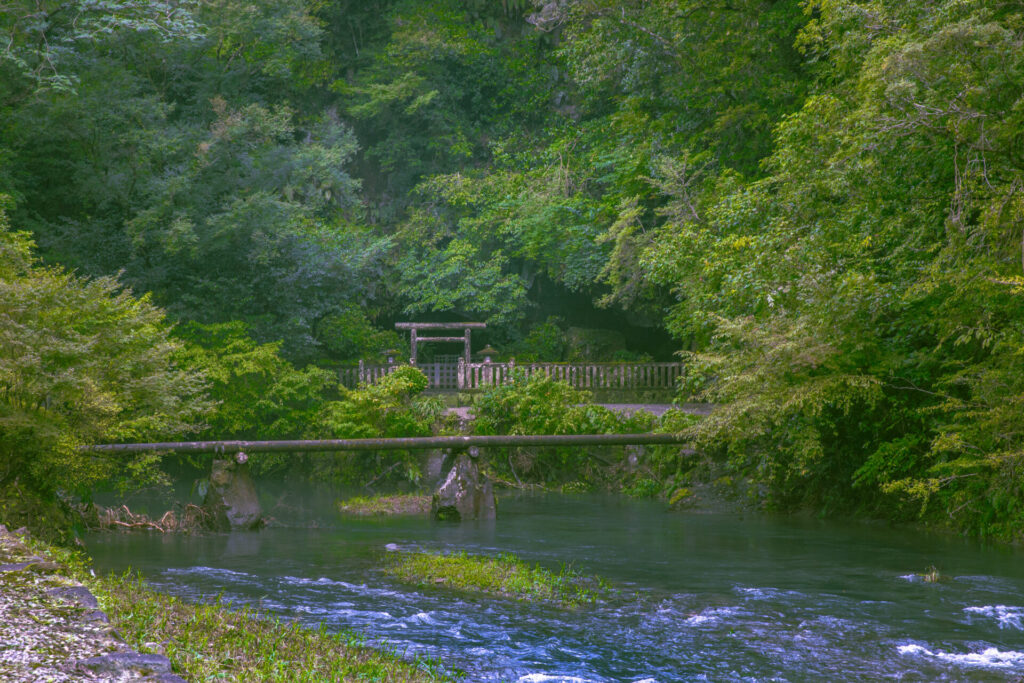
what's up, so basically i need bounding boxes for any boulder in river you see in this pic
[203,458,262,531]
[421,449,448,488]
[431,449,496,522]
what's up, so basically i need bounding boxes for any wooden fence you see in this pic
[338,360,683,393]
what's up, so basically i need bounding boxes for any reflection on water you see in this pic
[87,493,1024,682]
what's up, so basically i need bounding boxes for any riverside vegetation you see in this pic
[1,527,457,682]
[94,575,457,682]
[383,551,610,607]
[3,0,1024,545]
[337,494,432,516]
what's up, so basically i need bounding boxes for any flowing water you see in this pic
[86,493,1024,681]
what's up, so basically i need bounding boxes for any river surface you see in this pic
[86,493,1024,682]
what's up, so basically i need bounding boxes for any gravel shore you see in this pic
[0,525,184,682]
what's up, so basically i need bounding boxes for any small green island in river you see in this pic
[338,494,433,517]
[3,0,1024,680]
[384,551,610,608]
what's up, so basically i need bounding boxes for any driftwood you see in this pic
[80,503,213,534]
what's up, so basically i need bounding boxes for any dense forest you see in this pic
[2,0,1024,540]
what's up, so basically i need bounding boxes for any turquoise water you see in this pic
[86,493,1024,681]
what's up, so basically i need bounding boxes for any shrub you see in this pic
[174,321,335,440]
[511,317,566,362]
[473,370,646,483]
[304,366,444,486]
[314,305,404,362]
[0,208,208,540]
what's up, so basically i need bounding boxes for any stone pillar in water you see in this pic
[625,444,646,472]
[431,447,496,522]
[421,449,448,489]
[203,456,262,531]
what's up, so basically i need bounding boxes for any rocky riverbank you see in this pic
[0,525,183,682]
[1,524,457,681]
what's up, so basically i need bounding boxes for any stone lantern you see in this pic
[477,345,499,363]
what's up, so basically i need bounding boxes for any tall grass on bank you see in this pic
[91,573,458,682]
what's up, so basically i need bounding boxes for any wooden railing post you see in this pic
[363,359,684,396]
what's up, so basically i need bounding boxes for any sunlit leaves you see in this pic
[640,0,1024,536]
[0,208,208,497]
[0,0,202,97]
[172,321,334,440]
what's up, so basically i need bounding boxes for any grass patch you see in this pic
[384,551,609,607]
[6,530,459,681]
[337,494,431,516]
[89,573,459,682]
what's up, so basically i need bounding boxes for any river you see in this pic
[86,493,1024,681]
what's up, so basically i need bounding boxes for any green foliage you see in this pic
[315,366,437,439]
[641,0,1024,538]
[668,487,694,508]
[0,207,208,510]
[473,370,654,483]
[622,478,660,499]
[563,326,629,362]
[2,0,386,362]
[511,317,566,362]
[173,321,334,440]
[0,0,202,98]
[339,1,554,201]
[200,0,326,84]
[93,572,457,682]
[0,480,77,545]
[4,0,1024,540]
[314,305,403,361]
[395,234,530,326]
[474,370,597,436]
[120,97,382,360]
[304,366,444,485]
[384,551,609,607]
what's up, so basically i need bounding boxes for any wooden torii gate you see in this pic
[395,322,486,365]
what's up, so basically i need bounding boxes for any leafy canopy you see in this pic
[0,205,208,501]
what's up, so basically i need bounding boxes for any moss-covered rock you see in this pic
[203,459,262,531]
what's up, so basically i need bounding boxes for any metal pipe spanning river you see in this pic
[86,432,692,455]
